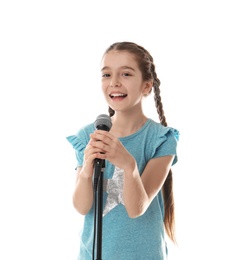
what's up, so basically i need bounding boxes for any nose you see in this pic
[110,76,121,87]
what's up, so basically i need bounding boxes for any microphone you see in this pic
[93,114,112,190]
[94,114,112,132]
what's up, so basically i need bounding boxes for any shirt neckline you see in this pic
[118,118,152,141]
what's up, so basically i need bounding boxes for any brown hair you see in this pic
[104,42,176,243]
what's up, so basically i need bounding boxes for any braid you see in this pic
[151,63,176,244]
[151,67,167,127]
[108,106,115,117]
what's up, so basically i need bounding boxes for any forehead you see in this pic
[101,50,138,70]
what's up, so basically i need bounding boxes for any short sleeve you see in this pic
[66,132,87,167]
[66,123,95,168]
[152,127,179,165]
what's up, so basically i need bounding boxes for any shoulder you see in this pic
[146,119,179,141]
[145,119,179,164]
[76,122,95,140]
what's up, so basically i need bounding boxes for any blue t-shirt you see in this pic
[66,118,179,260]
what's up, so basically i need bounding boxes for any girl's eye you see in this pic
[122,73,131,77]
[102,73,110,78]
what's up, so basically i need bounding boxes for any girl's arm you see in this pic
[72,166,94,215]
[123,155,174,218]
[72,137,105,215]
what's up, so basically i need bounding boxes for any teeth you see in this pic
[110,93,126,97]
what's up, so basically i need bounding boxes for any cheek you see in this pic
[101,85,109,100]
[101,85,108,96]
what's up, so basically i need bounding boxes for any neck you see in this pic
[110,110,148,138]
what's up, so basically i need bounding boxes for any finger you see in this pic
[90,131,113,142]
[85,146,105,157]
[90,140,109,153]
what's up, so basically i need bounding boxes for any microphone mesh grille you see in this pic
[94,114,112,130]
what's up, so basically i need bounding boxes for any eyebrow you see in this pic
[101,66,136,72]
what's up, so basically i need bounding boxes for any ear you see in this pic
[142,81,153,96]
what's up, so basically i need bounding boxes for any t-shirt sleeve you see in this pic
[152,127,179,165]
[66,129,88,167]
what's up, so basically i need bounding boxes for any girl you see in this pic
[67,41,179,260]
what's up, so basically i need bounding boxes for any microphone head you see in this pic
[94,114,112,131]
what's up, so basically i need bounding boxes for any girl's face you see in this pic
[101,50,152,113]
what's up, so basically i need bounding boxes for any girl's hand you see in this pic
[81,137,107,178]
[89,130,135,172]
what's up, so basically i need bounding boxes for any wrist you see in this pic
[123,157,137,175]
[79,169,93,180]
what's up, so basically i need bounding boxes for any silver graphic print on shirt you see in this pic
[103,167,125,216]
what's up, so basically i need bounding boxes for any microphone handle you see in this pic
[93,159,105,191]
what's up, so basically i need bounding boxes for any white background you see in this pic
[0,1,244,259]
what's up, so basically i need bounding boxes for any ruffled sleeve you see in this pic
[66,123,96,168]
[151,127,179,165]
[66,134,86,167]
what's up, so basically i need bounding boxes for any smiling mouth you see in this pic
[109,93,128,99]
